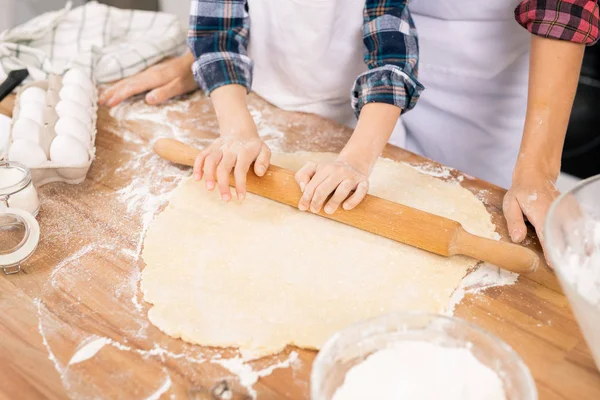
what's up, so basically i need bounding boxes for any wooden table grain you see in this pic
[0,91,598,400]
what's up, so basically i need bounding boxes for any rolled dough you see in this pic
[141,153,497,358]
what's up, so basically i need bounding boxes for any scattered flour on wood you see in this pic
[145,372,173,400]
[447,263,518,314]
[211,351,300,398]
[68,337,112,365]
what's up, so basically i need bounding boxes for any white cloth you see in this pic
[248,0,367,128]
[0,1,187,85]
[395,0,531,188]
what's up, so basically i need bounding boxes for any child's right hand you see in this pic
[193,126,271,202]
[197,85,271,201]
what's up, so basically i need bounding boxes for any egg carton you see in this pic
[2,73,98,187]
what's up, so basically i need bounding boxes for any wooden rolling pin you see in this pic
[154,138,539,274]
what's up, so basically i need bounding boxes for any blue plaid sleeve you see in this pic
[352,0,424,117]
[188,0,252,94]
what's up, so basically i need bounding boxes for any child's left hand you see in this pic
[294,157,370,214]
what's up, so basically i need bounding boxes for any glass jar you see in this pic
[0,161,40,274]
[0,161,40,216]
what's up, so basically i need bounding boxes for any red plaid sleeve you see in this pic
[515,0,600,44]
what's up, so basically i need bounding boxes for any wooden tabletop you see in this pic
[0,91,599,400]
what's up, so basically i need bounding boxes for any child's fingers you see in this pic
[234,153,252,200]
[193,149,209,181]
[294,162,317,193]
[203,151,222,191]
[503,193,527,243]
[216,151,237,201]
[342,181,369,210]
[254,144,271,176]
[298,169,327,211]
[310,176,342,213]
[325,179,355,214]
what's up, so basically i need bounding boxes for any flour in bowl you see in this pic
[561,221,600,306]
[332,341,505,400]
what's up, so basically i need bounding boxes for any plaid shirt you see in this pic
[188,1,423,117]
[515,0,600,44]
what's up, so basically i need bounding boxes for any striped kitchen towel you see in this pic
[0,1,187,85]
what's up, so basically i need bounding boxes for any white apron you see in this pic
[248,0,367,128]
[248,0,530,188]
[399,1,531,188]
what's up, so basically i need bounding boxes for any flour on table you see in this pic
[141,152,501,358]
[68,337,112,365]
[332,341,505,400]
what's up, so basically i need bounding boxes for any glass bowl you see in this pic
[545,174,600,371]
[311,312,537,400]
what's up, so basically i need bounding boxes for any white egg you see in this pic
[55,100,93,129]
[12,117,43,144]
[59,84,92,109]
[19,87,47,107]
[62,68,95,93]
[8,139,47,168]
[50,135,89,165]
[18,103,46,126]
[54,117,91,149]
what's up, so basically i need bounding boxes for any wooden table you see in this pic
[1,91,599,400]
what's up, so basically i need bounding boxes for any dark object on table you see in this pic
[0,69,29,103]
[562,43,600,179]
[94,0,159,11]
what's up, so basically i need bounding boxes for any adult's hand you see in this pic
[99,51,197,107]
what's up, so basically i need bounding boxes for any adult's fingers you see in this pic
[203,151,222,191]
[298,168,328,212]
[503,192,527,243]
[254,144,271,176]
[342,180,369,210]
[216,151,237,201]
[98,83,120,105]
[294,161,317,193]
[521,194,555,246]
[324,179,355,214]
[146,76,196,105]
[234,152,253,200]
[100,68,163,107]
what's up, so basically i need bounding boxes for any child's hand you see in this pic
[294,156,370,214]
[503,168,560,251]
[194,134,271,202]
[198,84,271,202]
[99,51,197,107]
